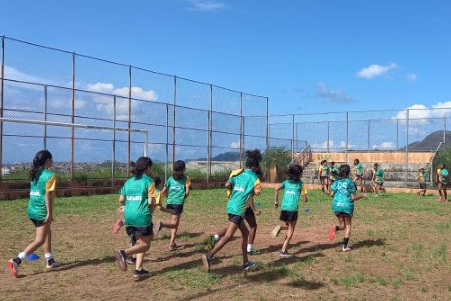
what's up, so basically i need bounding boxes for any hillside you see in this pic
[403,130,451,151]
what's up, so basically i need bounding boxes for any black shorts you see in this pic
[126,224,153,237]
[166,204,184,215]
[335,211,353,217]
[375,181,384,186]
[356,174,363,179]
[243,206,255,219]
[228,214,244,225]
[320,176,328,181]
[419,183,427,189]
[30,218,46,228]
[280,210,298,222]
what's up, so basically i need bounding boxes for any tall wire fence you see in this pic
[1,36,450,187]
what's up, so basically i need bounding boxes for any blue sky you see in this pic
[2,0,450,116]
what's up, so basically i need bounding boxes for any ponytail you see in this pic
[173,160,186,179]
[29,150,52,181]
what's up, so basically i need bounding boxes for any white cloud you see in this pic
[230,141,240,148]
[372,142,396,150]
[311,139,334,150]
[317,82,356,104]
[340,141,356,149]
[394,103,451,125]
[431,101,451,117]
[4,65,45,83]
[406,73,417,81]
[356,63,397,79]
[185,0,226,11]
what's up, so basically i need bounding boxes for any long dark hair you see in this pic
[286,164,303,181]
[131,157,153,176]
[173,160,186,179]
[245,149,262,169]
[29,150,52,181]
[338,164,351,178]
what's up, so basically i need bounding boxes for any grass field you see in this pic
[1,188,451,301]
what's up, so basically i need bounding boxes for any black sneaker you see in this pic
[133,269,150,281]
[243,260,258,271]
[115,249,127,271]
[127,256,137,265]
[201,254,212,272]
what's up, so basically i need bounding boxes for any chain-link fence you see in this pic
[0,36,269,183]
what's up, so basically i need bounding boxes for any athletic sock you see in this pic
[343,237,350,248]
[214,234,220,241]
[18,252,27,261]
[247,244,253,252]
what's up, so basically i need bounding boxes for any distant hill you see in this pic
[212,152,243,161]
[402,130,451,151]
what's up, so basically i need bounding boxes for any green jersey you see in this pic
[120,174,155,227]
[440,169,449,184]
[227,169,261,216]
[330,166,339,180]
[280,179,306,211]
[356,163,364,175]
[375,169,384,184]
[165,176,191,205]
[27,169,56,221]
[331,178,355,215]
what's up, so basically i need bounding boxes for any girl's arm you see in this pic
[351,193,367,202]
[248,193,261,216]
[161,186,168,197]
[44,191,54,223]
[184,185,190,200]
[273,184,283,207]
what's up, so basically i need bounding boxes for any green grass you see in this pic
[1,188,451,300]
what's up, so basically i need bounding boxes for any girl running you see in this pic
[328,164,367,252]
[154,160,191,250]
[115,157,156,281]
[202,149,261,273]
[416,168,429,197]
[437,163,449,202]
[8,150,59,278]
[318,160,330,194]
[372,163,384,195]
[272,164,308,258]
[206,168,263,255]
[353,159,365,192]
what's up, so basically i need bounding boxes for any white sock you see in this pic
[44,253,54,260]
[214,234,220,241]
[247,244,253,252]
[18,252,27,260]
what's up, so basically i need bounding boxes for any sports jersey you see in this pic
[374,169,384,184]
[440,169,449,184]
[331,178,356,215]
[319,165,330,177]
[120,174,155,227]
[330,166,339,180]
[165,176,191,205]
[27,169,56,221]
[417,172,429,183]
[280,179,307,211]
[355,163,364,175]
[227,169,261,216]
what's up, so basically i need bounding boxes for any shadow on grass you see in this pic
[177,284,240,301]
[351,238,385,249]
[31,256,117,274]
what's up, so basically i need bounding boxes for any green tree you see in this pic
[262,148,291,182]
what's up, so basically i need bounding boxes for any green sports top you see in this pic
[440,169,449,184]
[165,176,191,205]
[280,179,306,211]
[375,169,384,184]
[319,164,330,177]
[331,178,355,215]
[226,169,261,216]
[330,166,339,180]
[120,174,155,227]
[27,169,56,221]
[356,163,364,175]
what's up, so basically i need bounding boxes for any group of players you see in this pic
[7,149,450,280]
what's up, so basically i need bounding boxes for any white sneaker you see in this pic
[271,225,281,238]
[342,246,351,252]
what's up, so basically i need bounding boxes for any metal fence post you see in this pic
[266,97,269,151]
[444,117,447,149]
[367,120,370,154]
[239,93,243,168]
[292,114,295,161]
[71,52,76,180]
[207,84,213,183]
[327,121,330,153]
[405,109,409,187]
[0,35,4,182]
[44,85,48,150]
[172,76,177,168]
[165,104,169,182]
[127,65,132,176]
[345,111,349,164]
[396,119,399,151]
[112,95,116,186]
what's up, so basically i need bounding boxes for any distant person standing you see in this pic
[329,161,339,192]
[318,160,330,194]
[353,159,365,192]
[416,168,429,197]
[8,150,60,278]
[436,163,449,202]
[372,163,384,195]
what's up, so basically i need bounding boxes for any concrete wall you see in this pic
[308,152,434,164]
